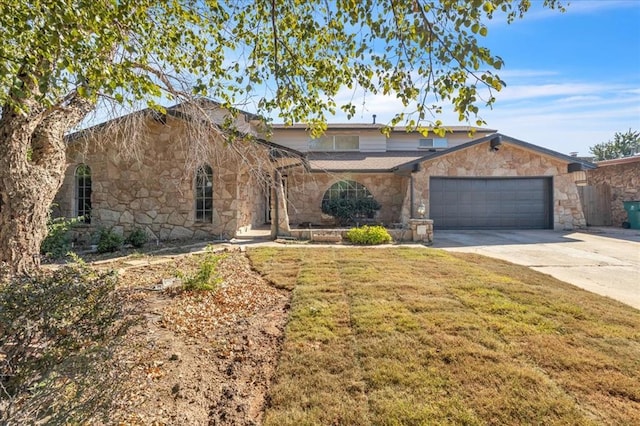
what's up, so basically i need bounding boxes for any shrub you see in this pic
[0,261,137,423]
[126,227,148,248]
[95,228,124,253]
[41,216,80,259]
[345,225,392,245]
[321,198,381,226]
[181,249,226,291]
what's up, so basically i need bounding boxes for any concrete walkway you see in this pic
[433,228,640,310]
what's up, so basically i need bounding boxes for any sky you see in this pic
[319,0,640,156]
[81,0,639,157]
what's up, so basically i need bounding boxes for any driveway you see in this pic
[433,228,640,311]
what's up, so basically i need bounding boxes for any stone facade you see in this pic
[283,171,407,226]
[55,115,271,243]
[587,157,640,226]
[408,141,586,230]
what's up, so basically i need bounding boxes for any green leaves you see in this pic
[0,0,564,130]
[590,129,640,161]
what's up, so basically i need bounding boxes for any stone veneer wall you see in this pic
[55,117,269,243]
[284,171,407,225]
[408,142,586,230]
[587,160,640,226]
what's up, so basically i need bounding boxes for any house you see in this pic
[269,124,594,231]
[54,102,594,245]
[54,101,302,243]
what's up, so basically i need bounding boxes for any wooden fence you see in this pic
[578,184,612,226]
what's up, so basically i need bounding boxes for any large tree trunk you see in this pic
[0,97,92,277]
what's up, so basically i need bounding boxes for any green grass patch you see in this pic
[249,247,640,425]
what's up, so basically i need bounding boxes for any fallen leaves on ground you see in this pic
[110,249,290,425]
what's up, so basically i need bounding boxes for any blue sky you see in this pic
[83,1,639,157]
[324,0,640,156]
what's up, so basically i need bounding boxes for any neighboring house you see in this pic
[54,102,595,244]
[269,124,594,230]
[583,155,640,226]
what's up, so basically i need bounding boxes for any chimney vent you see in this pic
[372,114,377,124]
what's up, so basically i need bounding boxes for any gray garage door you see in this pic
[429,177,552,229]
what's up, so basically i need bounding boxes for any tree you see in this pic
[589,129,640,161]
[0,0,563,275]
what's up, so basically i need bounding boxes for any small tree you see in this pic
[589,129,640,161]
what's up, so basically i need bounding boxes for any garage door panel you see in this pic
[430,177,552,230]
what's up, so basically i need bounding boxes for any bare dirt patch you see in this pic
[109,249,290,425]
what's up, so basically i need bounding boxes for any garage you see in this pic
[429,177,553,229]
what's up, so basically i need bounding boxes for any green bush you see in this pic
[126,227,148,248]
[345,225,392,245]
[321,198,381,226]
[41,216,80,259]
[0,261,136,424]
[181,249,226,291]
[95,228,124,253]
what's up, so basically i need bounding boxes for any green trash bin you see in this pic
[622,201,640,229]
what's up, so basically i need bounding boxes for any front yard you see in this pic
[3,245,639,424]
[249,247,640,425]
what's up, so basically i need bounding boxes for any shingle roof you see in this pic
[307,151,434,172]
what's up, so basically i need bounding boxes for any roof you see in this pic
[65,99,305,163]
[271,123,497,133]
[595,155,640,167]
[299,133,598,173]
[307,151,433,172]
[67,98,261,141]
[396,133,597,171]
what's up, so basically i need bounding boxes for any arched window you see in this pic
[322,180,373,205]
[195,164,213,222]
[75,164,92,223]
[321,180,379,224]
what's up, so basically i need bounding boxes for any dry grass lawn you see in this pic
[248,247,640,425]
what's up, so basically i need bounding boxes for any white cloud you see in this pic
[495,69,559,79]
[492,82,613,102]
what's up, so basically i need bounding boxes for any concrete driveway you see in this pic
[433,228,640,310]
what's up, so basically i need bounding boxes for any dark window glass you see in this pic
[321,180,373,207]
[75,164,91,223]
[195,165,213,222]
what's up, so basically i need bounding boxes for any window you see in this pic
[322,180,373,205]
[419,138,448,149]
[321,180,378,223]
[195,164,213,222]
[309,135,359,151]
[75,164,92,223]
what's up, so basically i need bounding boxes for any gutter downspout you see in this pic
[410,162,421,219]
[410,173,414,219]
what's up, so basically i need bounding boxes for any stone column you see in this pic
[407,218,434,244]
